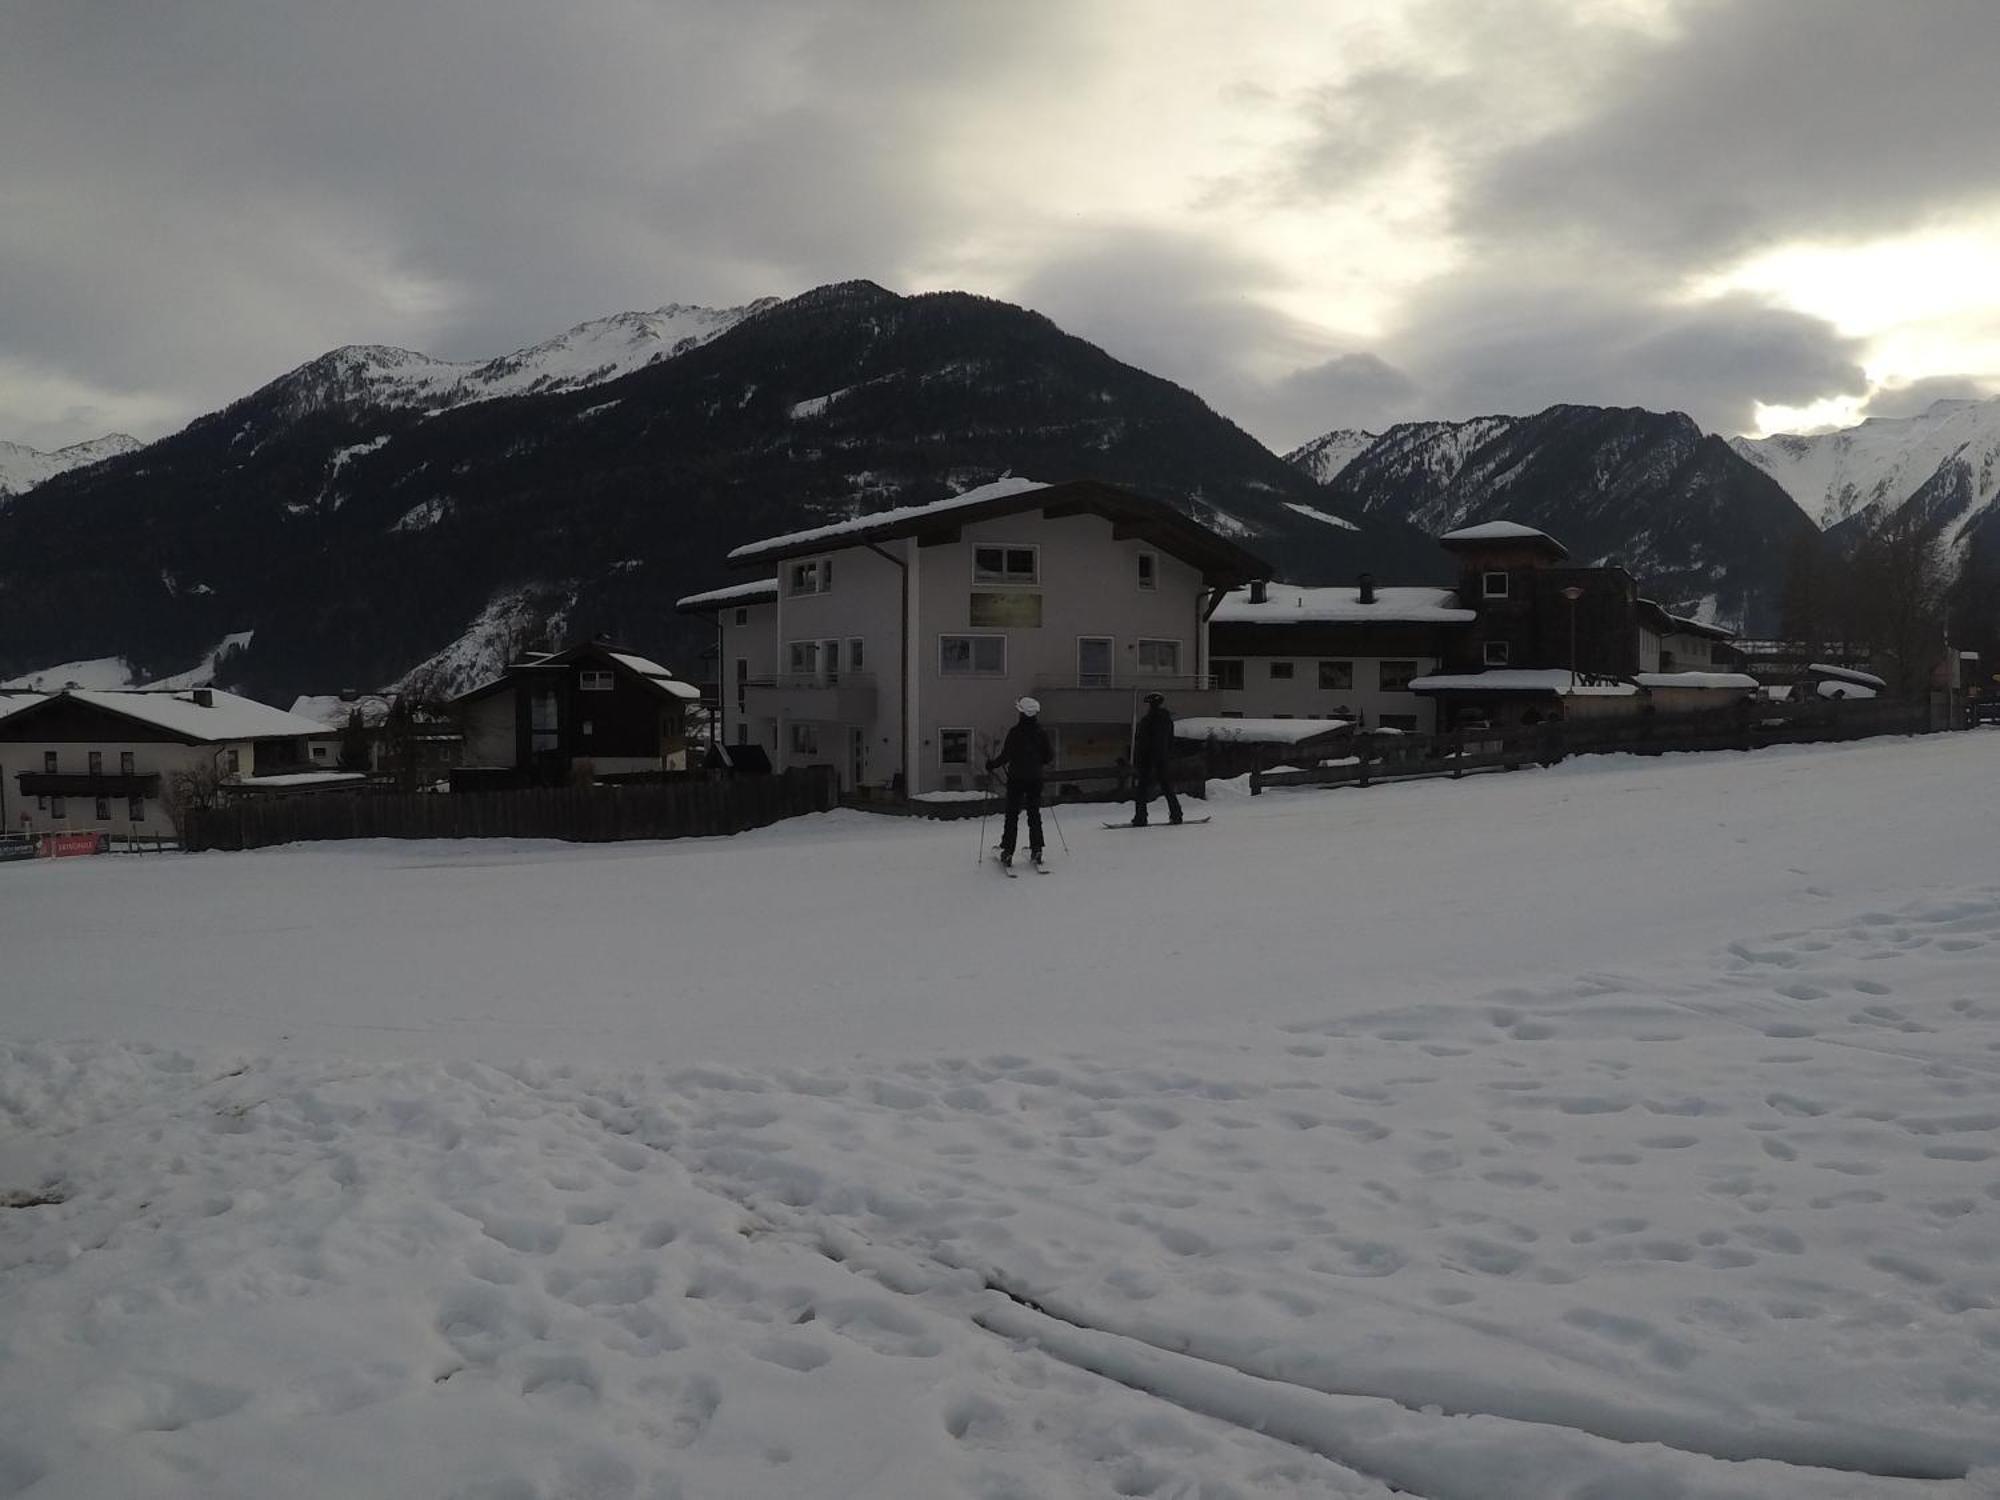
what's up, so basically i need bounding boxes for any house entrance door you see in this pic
[849,728,865,789]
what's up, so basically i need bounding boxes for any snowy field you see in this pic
[5,734,2000,1498]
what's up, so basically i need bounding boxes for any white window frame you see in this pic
[786,639,820,678]
[1136,639,1182,677]
[847,637,865,672]
[973,543,1038,585]
[1481,570,1509,599]
[786,557,833,597]
[1136,550,1158,591]
[939,727,972,767]
[579,668,615,692]
[790,721,819,756]
[939,634,1006,676]
[820,638,841,683]
[1483,640,1511,666]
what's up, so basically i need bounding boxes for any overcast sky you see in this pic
[5,0,1997,453]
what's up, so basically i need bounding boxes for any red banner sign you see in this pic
[40,832,108,858]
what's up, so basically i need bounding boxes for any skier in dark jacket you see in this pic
[986,696,1054,866]
[1130,692,1182,826]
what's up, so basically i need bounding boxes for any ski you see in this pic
[994,853,1018,877]
[1102,816,1211,829]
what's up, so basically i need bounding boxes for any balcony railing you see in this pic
[17,771,162,797]
[741,672,879,724]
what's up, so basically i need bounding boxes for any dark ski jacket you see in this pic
[1134,704,1175,768]
[987,717,1054,785]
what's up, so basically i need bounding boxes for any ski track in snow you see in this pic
[6,738,2000,1497]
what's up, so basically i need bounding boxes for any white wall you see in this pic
[0,739,241,838]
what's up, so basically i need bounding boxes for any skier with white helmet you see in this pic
[985,695,1054,869]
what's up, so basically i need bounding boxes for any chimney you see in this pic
[1357,572,1377,605]
[339,686,359,704]
[1249,578,1268,605]
[191,688,214,707]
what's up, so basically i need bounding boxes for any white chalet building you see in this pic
[678,478,1269,795]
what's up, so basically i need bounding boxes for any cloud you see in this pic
[1860,376,2000,421]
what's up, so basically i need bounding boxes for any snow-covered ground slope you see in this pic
[1284,427,1376,486]
[6,736,2000,1498]
[1732,396,2000,537]
[0,433,141,500]
[260,302,778,423]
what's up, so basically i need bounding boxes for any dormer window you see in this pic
[786,558,832,596]
[1137,551,1158,590]
[579,669,615,692]
[1484,641,1511,666]
[1482,571,1509,599]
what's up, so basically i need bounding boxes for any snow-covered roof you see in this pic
[1817,679,1879,700]
[1409,670,1638,697]
[1212,584,1474,625]
[1438,520,1566,552]
[1662,613,1736,642]
[729,478,1050,561]
[1809,663,1887,690]
[19,688,335,742]
[0,692,42,723]
[1175,717,1351,745]
[677,579,779,611]
[607,653,702,701]
[236,771,369,789]
[1633,672,1759,690]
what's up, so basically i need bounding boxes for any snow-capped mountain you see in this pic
[1290,404,1820,631]
[0,282,1409,700]
[255,301,782,423]
[1731,397,2000,551]
[1285,428,1377,486]
[0,433,142,499]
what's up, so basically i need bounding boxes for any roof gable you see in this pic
[727,477,1272,586]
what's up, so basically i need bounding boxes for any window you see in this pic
[1211,659,1244,691]
[786,557,832,596]
[787,640,819,677]
[581,720,594,737]
[1379,660,1418,692]
[89,750,104,775]
[225,748,242,774]
[580,669,615,692]
[939,635,1005,676]
[36,796,47,811]
[1482,570,1509,599]
[530,689,558,754]
[790,722,819,756]
[95,796,111,821]
[311,744,328,761]
[734,608,748,626]
[821,640,841,683]
[1078,637,1114,689]
[128,794,145,820]
[1483,641,1511,666]
[735,658,749,711]
[848,637,865,672]
[939,728,972,766]
[1318,661,1353,691]
[1378,713,1420,731]
[1137,551,1158,590]
[51,796,66,819]
[1268,660,1295,681]
[973,545,1038,584]
[120,750,135,774]
[1137,639,1181,676]
[42,751,56,774]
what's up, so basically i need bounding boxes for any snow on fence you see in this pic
[179,767,839,851]
[1249,696,1930,795]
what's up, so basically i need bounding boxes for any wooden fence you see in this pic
[181,767,839,851]
[1249,697,1931,796]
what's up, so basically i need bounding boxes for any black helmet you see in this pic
[1144,692,1165,706]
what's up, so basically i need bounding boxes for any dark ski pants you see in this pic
[1132,764,1181,825]
[1000,781,1044,858]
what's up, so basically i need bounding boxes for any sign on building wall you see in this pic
[969,591,1043,628]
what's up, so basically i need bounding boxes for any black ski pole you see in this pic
[1044,794,1070,855]
[977,772,994,866]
